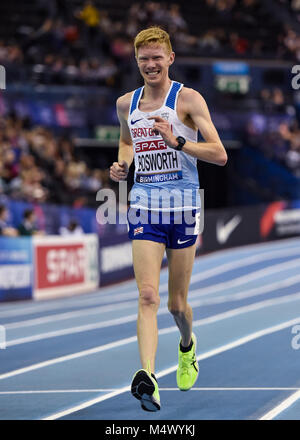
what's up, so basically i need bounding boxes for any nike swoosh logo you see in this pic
[177,238,192,245]
[131,118,143,125]
[192,360,199,372]
[216,215,242,244]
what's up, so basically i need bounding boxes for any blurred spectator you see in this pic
[0,0,296,86]
[215,0,236,23]
[198,29,221,52]
[0,204,18,237]
[272,88,286,113]
[168,3,188,31]
[291,0,300,10]
[283,27,300,60]
[229,32,249,55]
[259,88,290,114]
[0,115,107,207]
[18,208,44,236]
[279,121,300,175]
[59,219,84,235]
[76,0,101,53]
[77,0,100,27]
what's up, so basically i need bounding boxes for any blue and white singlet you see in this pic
[127,81,200,212]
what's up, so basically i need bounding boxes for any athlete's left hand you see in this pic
[148,116,178,149]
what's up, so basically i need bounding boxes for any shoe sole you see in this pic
[131,370,160,412]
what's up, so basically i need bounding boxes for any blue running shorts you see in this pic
[127,208,201,249]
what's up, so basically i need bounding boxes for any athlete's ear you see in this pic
[169,51,175,66]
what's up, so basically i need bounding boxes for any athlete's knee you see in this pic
[139,285,160,308]
[168,297,187,316]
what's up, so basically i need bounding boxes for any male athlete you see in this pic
[110,27,227,412]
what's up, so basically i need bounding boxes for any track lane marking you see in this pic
[0,387,299,394]
[259,390,300,420]
[5,291,300,347]
[41,316,300,420]
[5,270,300,332]
[2,293,300,378]
[5,254,300,330]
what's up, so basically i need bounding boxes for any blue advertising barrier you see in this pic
[0,237,33,302]
[99,230,133,286]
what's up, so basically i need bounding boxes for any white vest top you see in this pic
[127,81,200,211]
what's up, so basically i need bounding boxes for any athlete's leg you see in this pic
[167,243,199,391]
[166,244,196,347]
[132,239,166,373]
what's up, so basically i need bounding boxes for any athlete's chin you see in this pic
[144,74,163,86]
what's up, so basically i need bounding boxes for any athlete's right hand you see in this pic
[110,160,129,182]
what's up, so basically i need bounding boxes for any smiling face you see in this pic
[136,43,175,86]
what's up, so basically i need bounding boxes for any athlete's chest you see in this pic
[138,97,165,113]
[136,95,194,131]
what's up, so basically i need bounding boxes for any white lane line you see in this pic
[189,292,300,330]
[188,247,300,288]
[259,390,300,420]
[160,388,300,391]
[4,300,138,330]
[0,291,136,319]
[188,256,300,301]
[1,240,300,319]
[0,284,137,319]
[0,390,117,394]
[42,316,300,420]
[0,335,137,381]
[199,273,300,306]
[5,314,138,347]
[2,293,300,380]
[0,387,299,395]
[5,289,300,347]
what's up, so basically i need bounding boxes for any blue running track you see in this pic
[0,237,300,420]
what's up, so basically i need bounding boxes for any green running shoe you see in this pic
[131,363,160,412]
[177,332,199,391]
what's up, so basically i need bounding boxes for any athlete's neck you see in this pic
[143,78,172,102]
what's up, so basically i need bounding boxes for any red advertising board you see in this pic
[35,243,85,289]
[33,234,99,300]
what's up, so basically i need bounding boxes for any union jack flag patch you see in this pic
[134,226,144,235]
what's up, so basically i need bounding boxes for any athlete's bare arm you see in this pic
[110,93,134,182]
[149,88,227,166]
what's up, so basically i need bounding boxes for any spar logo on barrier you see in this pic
[35,243,85,288]
[33,234,99,300]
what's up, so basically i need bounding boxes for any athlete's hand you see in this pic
[110,160,129,182]
[148,116,178,149]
